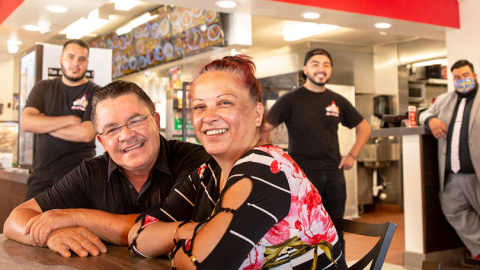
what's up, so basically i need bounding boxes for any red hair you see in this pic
[190,55,269,142]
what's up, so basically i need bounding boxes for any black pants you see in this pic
[302,170,347,256]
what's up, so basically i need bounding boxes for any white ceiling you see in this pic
[0,0,453,57]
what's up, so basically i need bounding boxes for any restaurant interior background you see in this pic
[0,0,479,267]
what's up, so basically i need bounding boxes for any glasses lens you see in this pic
[105,127,121,137]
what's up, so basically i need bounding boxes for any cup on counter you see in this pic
[408,105,417,127]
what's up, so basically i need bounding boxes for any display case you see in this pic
[0,122,18,167]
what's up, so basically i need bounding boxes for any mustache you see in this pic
[314,71,327,77]
[118,138,146,151]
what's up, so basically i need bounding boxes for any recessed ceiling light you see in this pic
[45,5,68,13]
[301,12,320,19]
[23,25,39,31]
[375,23,391,29]
[215,1,237,8]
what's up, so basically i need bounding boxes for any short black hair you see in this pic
[63,39,90,55]
[451,59,475,73]
[91,80,155,132]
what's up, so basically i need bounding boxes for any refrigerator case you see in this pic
[18,44,112,169]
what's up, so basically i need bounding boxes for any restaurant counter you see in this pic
[0,234,171,269]
[0,168,29,233]
[370,126,465,268]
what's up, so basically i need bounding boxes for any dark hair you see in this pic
[63,39,90,55]
[91,80,155,132]
[304,48,333,66]
[302,48,333,79]
[190,54,269,142]
[451,59,475,73]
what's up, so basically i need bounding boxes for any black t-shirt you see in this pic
[35,135,211,214]
[268,86,363,172]
[25,78,100,179]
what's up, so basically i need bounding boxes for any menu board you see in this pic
[106,31,136,78]
[133,6,175,70]
[88,36,106,49]
[168,7,224,55]
[90,5,225,79]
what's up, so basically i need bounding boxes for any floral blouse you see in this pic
[141,145,346,270]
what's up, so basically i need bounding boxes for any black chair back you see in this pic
[330,216,397,270]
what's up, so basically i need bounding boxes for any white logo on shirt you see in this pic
[325,101,340,117]
[72,94,88,111]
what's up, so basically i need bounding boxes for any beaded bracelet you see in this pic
[348,152,357,160]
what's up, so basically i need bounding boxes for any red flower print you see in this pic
[264,220,290,245]
[198,164,207,179]
[270,160,281,174]
[141,215,159,229]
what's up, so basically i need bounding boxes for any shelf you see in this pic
[409,78,447,85]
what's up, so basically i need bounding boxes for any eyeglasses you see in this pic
[98,112,155,138]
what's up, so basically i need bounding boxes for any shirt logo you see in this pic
[325,101,340,117]
[72,94,88,111]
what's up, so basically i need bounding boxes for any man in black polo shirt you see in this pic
[4,81,210,258]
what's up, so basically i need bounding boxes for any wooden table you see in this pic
[0,235,171,269]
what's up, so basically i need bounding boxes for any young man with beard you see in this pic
[21,39,100,200]
[419,59,480,260]
[267,48,371,255]
[4,80,210,258]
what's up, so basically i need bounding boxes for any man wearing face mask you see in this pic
[419,59,480,260]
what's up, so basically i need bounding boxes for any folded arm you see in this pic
[49,120,96,142]
[21,107,94,143]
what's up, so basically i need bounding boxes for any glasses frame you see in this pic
[97,111,155,137]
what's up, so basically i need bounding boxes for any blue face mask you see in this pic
[454,77,476,93]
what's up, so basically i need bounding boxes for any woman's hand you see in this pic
[176,222,198,243]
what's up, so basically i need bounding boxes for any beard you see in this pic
[61,63,87,83]
[306,72,329,87]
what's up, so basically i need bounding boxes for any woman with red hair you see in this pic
[128,55,347,270]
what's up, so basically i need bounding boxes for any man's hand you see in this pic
[46,227,107,257]
[24,209,78,247]
[338,155,355,170]
[428,118,447,139]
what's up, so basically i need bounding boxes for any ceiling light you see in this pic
[375,23,391,29]
[116,12,158,35]
[284,22,339,41]
[215,1,237,8]
[115,0,141,11]
[7,40,22,54]
[379,31,387,35]
[7,45,19,54]
[7,40,22,45]
[301,12,320,19]
[45,5,68,13]
[60,9,109,39]
[23,25,39,31]
[412,59,448,67]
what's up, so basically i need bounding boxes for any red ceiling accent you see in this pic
[268,0,460,28]
[0,0,25,25]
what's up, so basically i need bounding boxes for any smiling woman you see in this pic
[127,55,348,270]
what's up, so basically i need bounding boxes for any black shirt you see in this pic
[268,87,363,172]
[25,78,100,180]
[445,89,477,174]
[35,135,210,214]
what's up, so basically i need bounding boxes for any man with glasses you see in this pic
[419,59,480,260]
[4,80,210,258]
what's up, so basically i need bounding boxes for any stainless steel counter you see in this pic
[370,126,429,137]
